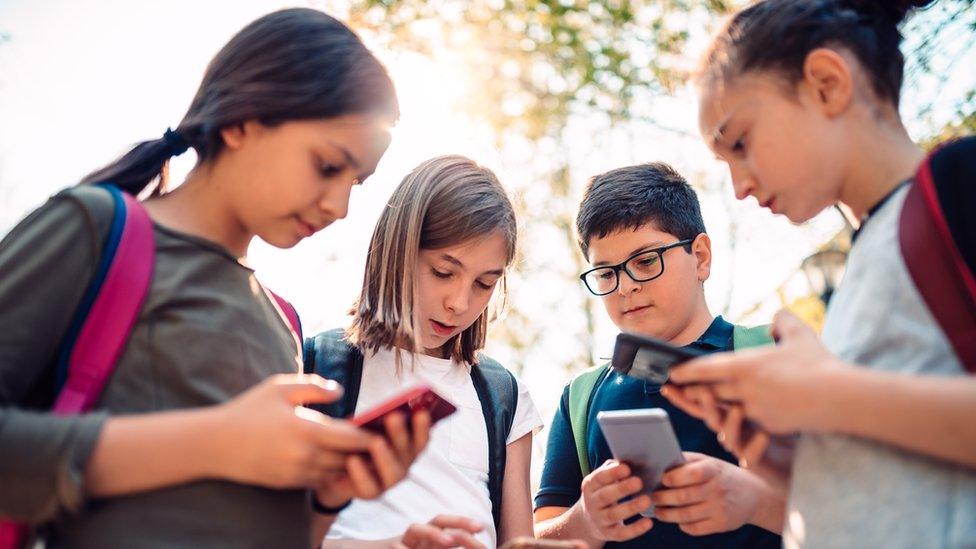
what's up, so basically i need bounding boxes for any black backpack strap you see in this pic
[900,136,976,371]
[303,328,364,418]
[469,355,518,532]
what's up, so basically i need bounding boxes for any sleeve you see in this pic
[505,374,543,445]
[533,385,585,510]
[0,189,113,522]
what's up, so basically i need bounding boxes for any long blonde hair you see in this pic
[347,155,517,365]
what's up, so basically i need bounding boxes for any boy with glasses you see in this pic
[533,163,784,548]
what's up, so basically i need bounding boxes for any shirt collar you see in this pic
[686,315,733,352]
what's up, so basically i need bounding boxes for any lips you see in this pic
[623,304,651,315]
[430,319,457,337]
[296,217,331,237]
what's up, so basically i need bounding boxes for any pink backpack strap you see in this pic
[270,291,303,342]
[899,148,976,372]
[53,190,155,414]
[0,187,155,548]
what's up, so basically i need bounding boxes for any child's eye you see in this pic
[731,135,747,154]
[597,270,615,280]
[475,279,496,291]
[432,269,452,279]
[637,257,658,267]
[318,161,344,179]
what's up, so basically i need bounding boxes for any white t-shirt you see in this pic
[325,347,543,547]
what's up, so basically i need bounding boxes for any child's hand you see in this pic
[575,460,653,542]
[650,452,771,536]
[211,374,374,489]
[667,310,845,434]
[314,409,432,508]
[393,515,486,549]
[663,386,794,491]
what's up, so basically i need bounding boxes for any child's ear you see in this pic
[801,48,854,117]
[692,233,712,283]
[220,120,262,150]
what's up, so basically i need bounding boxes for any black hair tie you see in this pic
[162,127,190,157]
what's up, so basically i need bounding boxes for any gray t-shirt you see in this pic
[786,185,976,548]
[0,186,310,548]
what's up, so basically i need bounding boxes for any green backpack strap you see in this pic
[732,324,775,349]
[568,364,609,477]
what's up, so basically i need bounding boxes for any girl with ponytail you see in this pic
[0,8,427,548]
[664,1,976,547]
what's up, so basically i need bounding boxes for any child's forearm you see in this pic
[814,367,976,468]
[748,479,786,534]
[534,503,605,548]
[85,407,225,497]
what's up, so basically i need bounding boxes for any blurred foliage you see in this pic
[785,295,827,333]
[920,91,976,150]
[349,0,731,140]
[346,0,974,371]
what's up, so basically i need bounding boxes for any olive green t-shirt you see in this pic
[0,186,309,548]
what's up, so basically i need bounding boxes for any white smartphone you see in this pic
[596,408,685,517]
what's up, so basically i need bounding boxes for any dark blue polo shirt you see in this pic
[535,316,781,548]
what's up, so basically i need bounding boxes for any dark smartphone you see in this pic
[350,385,456,433]
[612,331,705,385]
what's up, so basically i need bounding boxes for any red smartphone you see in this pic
[350,385,457,433]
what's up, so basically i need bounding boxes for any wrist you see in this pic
[570,498,604,543]
[747,477,786,533]
[196,405,235,481]
[311,488,352,514]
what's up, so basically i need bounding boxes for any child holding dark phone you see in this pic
[666,1,976,547]
[305,155,543,548]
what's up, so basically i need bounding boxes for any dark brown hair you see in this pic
[699,0,934,107]
[576,162,704,259]
[81,8,398,195]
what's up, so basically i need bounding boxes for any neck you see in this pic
[667,295,714,347]
[839,117,925,220]
[143,166,252,258]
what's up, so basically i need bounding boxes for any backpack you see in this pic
[899,136,976,372]
[302,329,518,531]
[567,324,773,476]
[0,185,301,549]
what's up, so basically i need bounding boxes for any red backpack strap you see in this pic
[53,187,155,414]
[899,143,976,372]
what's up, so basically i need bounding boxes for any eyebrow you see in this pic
[440,253,505,276]
[711,114,732,150]
[592,241,666,266]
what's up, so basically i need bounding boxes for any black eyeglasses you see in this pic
[579,239,694,296]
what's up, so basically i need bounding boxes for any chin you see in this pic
[262,233,303,250]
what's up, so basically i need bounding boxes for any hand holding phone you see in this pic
[596,408,685,518]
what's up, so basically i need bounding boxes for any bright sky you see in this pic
[0,0,964,485]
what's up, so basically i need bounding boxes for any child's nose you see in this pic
[446,286,470,315]
[728,164,755,201]
[616,271,642,295]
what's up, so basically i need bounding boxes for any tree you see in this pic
[344,0,733,375]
